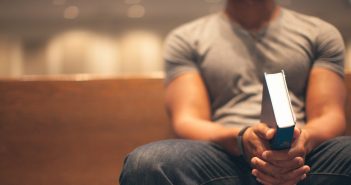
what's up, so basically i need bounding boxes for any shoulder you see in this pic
[281,8,340,36]
[282,9,345,77]
[280,8,343,50]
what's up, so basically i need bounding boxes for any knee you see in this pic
[305,137,351,183]
[120,140,173,175]
[330,136,351,160]
[119,140,197,183]
[321,136,351,156]
[313,136,351,172]
[332,136,351,143]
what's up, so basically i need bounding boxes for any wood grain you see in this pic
[0,77,173,185]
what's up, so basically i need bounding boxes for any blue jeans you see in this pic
[119,136,351,185]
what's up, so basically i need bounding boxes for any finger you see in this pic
[252,169,281,185]
[269,157,305,172]
[288,145,306,159]
[243,127,268,158]
[254,124,275,140]
[293,127,301,140]
[266,128,275,141]
[262,150,295,161]
[289,128,309,159]
[263,143,307,160]
[281,165,310,182]
[251,157,281,178]
[281,174,307,185]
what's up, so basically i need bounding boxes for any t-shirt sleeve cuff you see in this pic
[313,60,344,78]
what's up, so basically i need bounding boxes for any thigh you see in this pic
[299,136,351,185]
[119,139,258,185]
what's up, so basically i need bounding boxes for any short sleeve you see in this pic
[313,21,345,77]
[163,28,199,85]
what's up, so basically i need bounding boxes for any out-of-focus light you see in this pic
[53,0,66,6]
[47,30,120,75]
[127,5,145,18]
[120,31,162,72]
[124,0,142,5]
[0,37,23,76]
[46,30,91,74]
[86,36,120,74]
[64,6,80,19]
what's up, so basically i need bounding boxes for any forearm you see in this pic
[303,111,346,153]
[304,67,346,153]
[172,118,241,155]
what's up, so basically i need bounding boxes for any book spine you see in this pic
[270,125,295,150]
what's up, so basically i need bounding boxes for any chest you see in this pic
[196,30,315,99]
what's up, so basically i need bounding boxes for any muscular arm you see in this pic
[165,72,241,155]
[303,67,346,153]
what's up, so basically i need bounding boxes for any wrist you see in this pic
[300,128,314,154]
[237,126,251,158]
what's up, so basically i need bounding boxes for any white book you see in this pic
[260,70,296,150]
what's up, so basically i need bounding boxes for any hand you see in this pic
[251,127,311,185]
[241,123,275,161]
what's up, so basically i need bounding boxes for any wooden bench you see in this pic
[0,73,350,185]
[0,75,172,185]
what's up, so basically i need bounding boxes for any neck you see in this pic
[225,0,280,31]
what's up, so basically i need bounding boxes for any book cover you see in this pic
[260,70,296,150]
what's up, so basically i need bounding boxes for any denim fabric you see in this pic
[119,137,351,185]
[299,136,351,185]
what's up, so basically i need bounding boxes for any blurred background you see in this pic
[0,0,351,77]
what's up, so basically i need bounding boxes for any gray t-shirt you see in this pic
[164,8,345,128]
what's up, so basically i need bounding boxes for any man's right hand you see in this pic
[242,123,275,160]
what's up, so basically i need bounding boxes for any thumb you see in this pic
[266,128,275,140]
[293,127,301,139]
[255,123,275,140]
